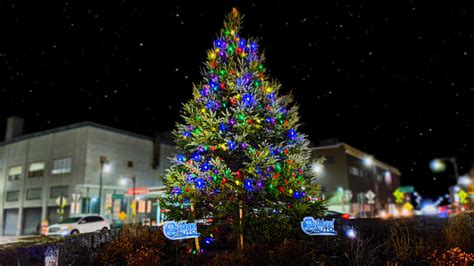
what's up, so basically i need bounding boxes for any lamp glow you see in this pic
[363,156,374,167]
[103,164,112,173]
[429,159,446,172]
[311,163,324,175]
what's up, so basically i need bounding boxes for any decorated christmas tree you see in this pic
[163,8,324,246]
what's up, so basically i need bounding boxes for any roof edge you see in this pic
[0,121,154,147]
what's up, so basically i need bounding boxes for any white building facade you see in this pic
[0,120,175,236]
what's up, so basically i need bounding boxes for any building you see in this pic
[0,117,176,236]
[311,142,401,215]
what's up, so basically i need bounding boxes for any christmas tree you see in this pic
[163,8,324,246]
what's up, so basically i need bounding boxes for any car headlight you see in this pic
[60,228,70,236]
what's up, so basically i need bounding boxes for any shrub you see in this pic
[387,221,412,263]
[427,247,474,265]
[98,225,167,266]
[443,213,474,252]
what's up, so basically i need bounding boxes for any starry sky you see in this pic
[0,0,472,198]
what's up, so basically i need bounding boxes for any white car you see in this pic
[46,215,110,236]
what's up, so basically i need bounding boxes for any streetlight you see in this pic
[311,162,324,175]
[99,156,109,215]
[429,157,459,180]
[430,157,461,211]
[363,155,379,213]
[124,161,137,224]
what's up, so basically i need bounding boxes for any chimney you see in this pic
[5,116,24,141]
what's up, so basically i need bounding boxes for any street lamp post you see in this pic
[126,161,137,224]
[363,156,379,215]
[430,157,461,210]
[430,157,459,180]
[99,156,109,215]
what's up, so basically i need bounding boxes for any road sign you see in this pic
[112,194,124,200]
[399,186,414,193]
[458,189,468,204]
[393,188,404,204]
[403,202,413,211]
[118,211,127,221]
[365,190,376,204]
[56,196,67,208]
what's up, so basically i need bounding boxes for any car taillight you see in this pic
[341,213,351,219]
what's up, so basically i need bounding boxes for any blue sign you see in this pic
[301,217,337,236]
[163,221,200,240]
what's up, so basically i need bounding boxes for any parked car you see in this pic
[324,210,356,220]
[46,215,110,236]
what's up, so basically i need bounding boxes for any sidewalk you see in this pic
[0,235,36,245]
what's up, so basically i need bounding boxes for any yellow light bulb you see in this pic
[209,52,216,60]
[215,48,220,53]
[289,189,293,194]
[266,87,273,93]
[235,180,240,185]
[236,94,241,99]
[201,108,206,113]
[231,29,235,35]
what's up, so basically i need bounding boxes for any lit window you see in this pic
[6,191,19,201]
[28,162,45,178]
[26,188,42,200]
[8,166,22,181]
[52,158,72,174]
[349,166,360,176]
[385,171,392,185]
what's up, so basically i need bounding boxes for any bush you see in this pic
[427,247,474,265]
[443,213,474,252]
[98,225,167,266]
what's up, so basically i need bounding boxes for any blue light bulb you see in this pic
[176,154,186,162]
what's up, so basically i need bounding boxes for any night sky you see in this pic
[0,0,473,198]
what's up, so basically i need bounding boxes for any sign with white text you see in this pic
[301,217,337,236]
[163,221,200,240]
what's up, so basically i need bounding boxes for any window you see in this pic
[8,166,22,181]
[83,216,104,223]
[6,191,19,201]
[28,162,45,178]
[26,188,42,200]
[349,166,360,176]
[385,171,392,185]
[50,186,69,198]
[52,158,72,174]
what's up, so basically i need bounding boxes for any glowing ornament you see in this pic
[201,162,211,172]
[195,178,205,189]
[176,154,186,162]
[244,179,252,191]
[293,191,302,199]
[172,187,182,195]
[192,153,201,161]
[228,141,236,150]
[287,129,297,140]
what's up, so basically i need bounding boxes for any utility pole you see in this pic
[99,156,108,215]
